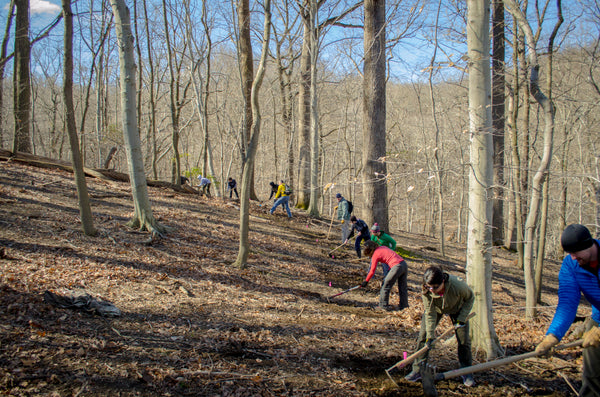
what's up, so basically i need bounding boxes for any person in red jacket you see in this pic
[360,240,409,311]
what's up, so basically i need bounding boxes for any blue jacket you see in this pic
[547,240,600,340]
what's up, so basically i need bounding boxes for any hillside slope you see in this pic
[0,159,588,396]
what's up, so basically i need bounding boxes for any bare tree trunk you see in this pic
[362,0,388,230]
[13,0,32,153]
[162,0,180,183]
[63,0,97,236]
[505,0,562,320]
[296,7,311,210]
[235,0,271,268]
[535,2,563,304]
[141,0,158,180]
[237,0,258,201]
[307,1,320,217]
[428,0,445,255]
[492,0,505,245]
[0,0,16,149]
[110,0,165,235]
[466,0,502,359]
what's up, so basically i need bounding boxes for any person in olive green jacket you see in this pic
[405,266,475,387]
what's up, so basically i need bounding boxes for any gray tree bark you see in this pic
[110,0,165,236]
[235,0,271,268]
[63,0,97,237]
[466,0,502,359]
[13,0,31,153]
[362,0,388,230]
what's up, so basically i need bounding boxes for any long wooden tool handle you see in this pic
[328,285,360,299]
[386,312,476,372]
[436,339,583,381]
[326,213,336,239]
[328,241,347,254]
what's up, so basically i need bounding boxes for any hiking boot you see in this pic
[461,374,474,387]
[377,304,393,312]
[405,370,421,382]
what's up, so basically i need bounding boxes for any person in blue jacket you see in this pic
[535,224,600,396]
[344,215,371,258]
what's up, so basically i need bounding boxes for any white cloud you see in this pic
[31,0,60,15]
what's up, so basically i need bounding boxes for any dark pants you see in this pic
[411,311,472,373]
[229,188,239,198]
[581,319,600,396]
[354,234,370,258]
[380,260,408,308]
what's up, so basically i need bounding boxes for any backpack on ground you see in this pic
[347,200,353,214]
[284,184,293,195]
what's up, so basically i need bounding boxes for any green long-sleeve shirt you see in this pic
[370,232,396,250]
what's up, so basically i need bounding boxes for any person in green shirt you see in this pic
[370,223,396,250]
[370,223,396,277]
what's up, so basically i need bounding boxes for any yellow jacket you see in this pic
[275,183,288,199]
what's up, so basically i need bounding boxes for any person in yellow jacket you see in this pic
[269,180,292,218]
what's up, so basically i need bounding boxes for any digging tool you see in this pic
[327,241,347,258]
[385,312,476,378]
[326,212,336,239]
[434,339,583,382]
[327,285,361,301]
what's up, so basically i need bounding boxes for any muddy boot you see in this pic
[420,363,438,397]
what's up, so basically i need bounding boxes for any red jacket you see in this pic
[365,246,404,282]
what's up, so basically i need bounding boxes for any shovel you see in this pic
[434,338,583,382]
[327,285,361,302]
[386,312,476,377]
[327,241,347,258]
[326,212,336,239]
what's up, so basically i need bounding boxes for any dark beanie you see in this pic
[561,224,594,253]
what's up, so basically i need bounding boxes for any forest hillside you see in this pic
[0,158,590,396]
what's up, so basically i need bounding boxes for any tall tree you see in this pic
[465,0,502,358]
[235,0,271,268]
[362,0,388,229]
[110,0,165,236]
[237,0,258,200]
[62,0,97,236]
[491,0,505,245]
[296,1,312,210]
[0,0,16,149]
[13,0,31,153]
[306,0,320,216]
[506,0,561,319]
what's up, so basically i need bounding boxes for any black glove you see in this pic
[360,281,368,288]
[425,338,433,349]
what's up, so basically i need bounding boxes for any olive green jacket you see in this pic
[422,274,474,339]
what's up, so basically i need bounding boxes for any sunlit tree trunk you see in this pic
[110,0,165,236]
[236,0,271,268]
[238,0,258,201]
[466,0,502,359]
[506,0,561,319]
[307,1,320,217]
[63,0,97,236]
[13,0,32,153]
[0,0,16,149]
[362,0,388,230]
[296,5,311,210]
